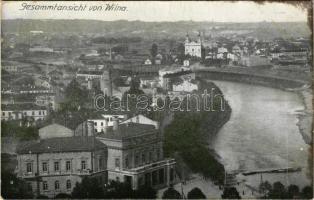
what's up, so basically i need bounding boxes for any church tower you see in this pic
[197,31,202,44]
[100,67,113,97]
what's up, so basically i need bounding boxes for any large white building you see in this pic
[120,114,159,129]
[16,119,176,198]
[88,114,127,133]
[158,64,190,87]
[184,33,202,58]
[172,80,198,92]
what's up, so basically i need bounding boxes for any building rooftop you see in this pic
[1,103,47,111]
[97,123,158,140]
[77,70,103,75]
[16,136,106,154]
[163,70,193,78]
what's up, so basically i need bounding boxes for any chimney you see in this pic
[112,117,119,131]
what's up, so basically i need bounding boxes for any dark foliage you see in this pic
[269,182,286,199]
[151,43,158,58]
[287,184,300,199]
[1,172,33,199]
[1,121,39,140]
[134,185,157,199]
[55,193,72,198]
[36,195,49,199]
[163,81,230,184]
[259,181,313,199]
[301,186,313,199]
[221,187,241,199]
[71,177,104,198]
[71,178,157,199]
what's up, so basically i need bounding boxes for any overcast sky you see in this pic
[2,1,308,22]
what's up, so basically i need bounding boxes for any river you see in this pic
[211,80,311,188]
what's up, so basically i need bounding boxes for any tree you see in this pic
[1,172,33,199]
[121,77,146,115]
[104,180,135,198]
[64,79,88,109]
[162,186,182,199]
[134,185,157,199]
[112,45,128,54]
[301,186,313,199]
[287,184,299,198]
[269,182,286,199]
[177,43,185,56]
[71,177,104,198]
[221,187,241,199]
[151,43,158,58]
[187,187,206,199]
[259,181,272,197]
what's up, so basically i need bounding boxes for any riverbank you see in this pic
[191,63,309,90]
[211,80,311,194]
[296,88,312,145]
[162,80,232,185]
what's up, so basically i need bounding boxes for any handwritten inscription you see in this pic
[19,3,127,12]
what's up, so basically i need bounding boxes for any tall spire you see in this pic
[198,30,202,43]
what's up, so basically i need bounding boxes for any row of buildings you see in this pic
[184,33,310,67]
[16,114,176,198]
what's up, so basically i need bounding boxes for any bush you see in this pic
[71,177,104,198]
[134,185,157,199]
[221,187,241,199]
[55,193,71,199]
[269,182,286,199]
[1,172,33,199]
[36,195,49,199]
[287,184,299,198]
[301,186,313,199]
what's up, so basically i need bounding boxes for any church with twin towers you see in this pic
[184,31,203,58]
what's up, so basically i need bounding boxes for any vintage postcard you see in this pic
[1,1,313,199]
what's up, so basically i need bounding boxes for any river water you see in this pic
[211,81,311,188]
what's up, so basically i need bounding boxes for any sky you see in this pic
[2,1,308,22]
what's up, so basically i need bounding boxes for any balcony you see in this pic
[22,172,35,177]
[128,158,175,173]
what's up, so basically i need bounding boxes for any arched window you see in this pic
[66,180,71,189]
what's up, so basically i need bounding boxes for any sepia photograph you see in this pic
[1,1,313,199]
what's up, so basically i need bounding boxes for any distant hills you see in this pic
[2,19,311,40]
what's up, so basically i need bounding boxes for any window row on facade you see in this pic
[26,160,88,174]
[42,179,72,191]
[2,110,46,117]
